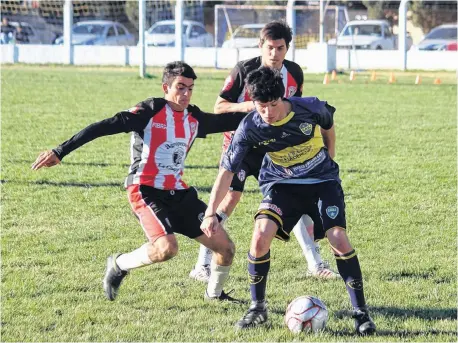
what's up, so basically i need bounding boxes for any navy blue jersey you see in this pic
[221,97,340,194]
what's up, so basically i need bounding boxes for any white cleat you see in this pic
[189,264,211,283]
[306,261,340,279]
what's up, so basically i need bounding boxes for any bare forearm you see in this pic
[321,125,336,159]
[205,169,235,215]
[214,98,254,114]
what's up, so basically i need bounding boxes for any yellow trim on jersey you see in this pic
[267,126,324,167]
[270,111,295,126]
[335,250,357,260]
[256,209,290,241]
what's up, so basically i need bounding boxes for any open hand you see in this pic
[31,150,61,170]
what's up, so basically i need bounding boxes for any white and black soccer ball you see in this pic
[284,295,329,334]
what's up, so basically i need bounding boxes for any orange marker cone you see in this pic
[415,74,422,85]
[349,70,355,81]
[388,72,396,84]
[433,78,442,85]
[323,73,330,85]
[370,70,377,81]
[331,70,337,81]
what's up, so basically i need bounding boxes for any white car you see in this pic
[144,20,213,47]
[222,23,264,48]
[329,20,412,50]
[412,24,457,51]
[54,20,135,46]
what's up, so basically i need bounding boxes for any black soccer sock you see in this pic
[248,251,270,303]
[335,250,367,311]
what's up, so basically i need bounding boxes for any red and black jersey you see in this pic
[219,57,304,151]
[53,97,246,190]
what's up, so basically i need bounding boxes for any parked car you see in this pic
[328,20,412,50]
[222,23,264,48]
[411,24,457,51]
[144,20,213,47]
[54,20,135,46]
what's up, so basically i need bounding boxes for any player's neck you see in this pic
[279,100,292,120]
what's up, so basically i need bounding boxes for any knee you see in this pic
[156,239,179,261]
[326,227,352,253]
[250,223,270,255]
[215,239,235,264]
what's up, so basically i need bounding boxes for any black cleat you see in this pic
[235,301,268,330]
[204,289,244,304]
[352,308,376,335]
[103,253,128,301]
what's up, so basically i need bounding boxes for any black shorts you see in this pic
[254,181,346,242]
[228,150,264,192]
[127,184,206,242]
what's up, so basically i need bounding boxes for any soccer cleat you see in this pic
[306,261,340,279]
[189,264,211,283]
[103,253,128,301]
[352,308,376,335]
[235,301,268,329]
[204,289,244,304]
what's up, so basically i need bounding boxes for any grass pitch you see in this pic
[1,65,457,342]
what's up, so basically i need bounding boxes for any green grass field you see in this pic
[1,65,457,342]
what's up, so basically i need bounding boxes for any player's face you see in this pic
[254,98,283,124]
[163,76,194,111]
[260,38,288,69]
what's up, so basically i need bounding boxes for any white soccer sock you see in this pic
[292,215,323,270]
[195,211,228,269]
[206,261,231,297]
[116,243,153,271]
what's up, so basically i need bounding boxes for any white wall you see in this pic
[1,45,457,71]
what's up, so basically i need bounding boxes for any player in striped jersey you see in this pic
[31,61,247,304]
[190,20,338,283]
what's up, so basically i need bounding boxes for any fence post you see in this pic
[63,0,73,65]
[175,0,184,61]
[399,0,409,71]
[139,0,146,77]
[286,0,296,62]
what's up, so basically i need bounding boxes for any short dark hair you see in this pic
[260,20,292,48]
[162,61,197,85]
[246,66,284,103]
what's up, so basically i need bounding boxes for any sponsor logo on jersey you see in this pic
[259,138,276,146]
[152,122,167,129]
[237,169,246,182]
[288,86,297,97]
[156,142,187,173]
[258,202,283,216]
[173,149,185,166]
[190,121,197,134]
[299,122,313,135]
[326,205,339,219]
[222,75,234,92]
[281,132,290,138]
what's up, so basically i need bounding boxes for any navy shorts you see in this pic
[225,150,264,192]
[254,181,346,242]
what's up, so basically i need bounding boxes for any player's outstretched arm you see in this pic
[31,150,61,170]
[214,96,255,114]
[201,168,235,238]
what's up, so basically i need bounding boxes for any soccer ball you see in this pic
[284,295,329,334]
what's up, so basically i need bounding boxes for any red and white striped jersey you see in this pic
[52,97,246,191]
[219,57,304,151]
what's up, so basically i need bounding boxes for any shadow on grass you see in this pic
[335,306,457,321]
[325,328,457,338]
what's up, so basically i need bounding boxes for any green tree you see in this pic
[362,0,386,19]
[410,0,457,34]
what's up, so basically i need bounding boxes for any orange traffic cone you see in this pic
[331,70,337,81]
[349,70,355,81]
[433,78,442,85]
[388,72,396,84]
[415,74,422,85]
[323,73,330,85]
[370,70,377,81]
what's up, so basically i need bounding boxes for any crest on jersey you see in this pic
[237,169,246,182]
[222,75,234,92]
[326,206,339,219]
[190,121,197,134]
[299,122,313,135]
[287,86,297,97]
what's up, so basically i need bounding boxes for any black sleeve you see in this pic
[315,103,336,130]
[293,66,304,97]
[191,106,247,138]
[52,104,153,160]
[218,63,245,102]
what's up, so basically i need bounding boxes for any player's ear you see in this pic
[162,83,169,94]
